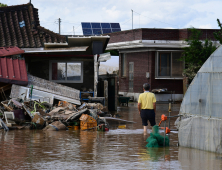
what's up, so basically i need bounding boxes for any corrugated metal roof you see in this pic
[0,47,24,57]
[0,57,28,85]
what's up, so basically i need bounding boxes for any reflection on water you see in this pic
[0,103,222,169]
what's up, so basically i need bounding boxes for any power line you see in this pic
[132,9,179,28]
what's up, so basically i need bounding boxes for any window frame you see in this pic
[155,51,184,79]
[49,60,83,83]
[121,53,126,77]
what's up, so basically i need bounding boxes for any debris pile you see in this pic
[0,97,110,132]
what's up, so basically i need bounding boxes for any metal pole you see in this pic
[168,101,171,144]
[59,18,61,35]
[131,9,133,30]
[164,121,166,147]
[168,102,171,129]
[73,26,75,36]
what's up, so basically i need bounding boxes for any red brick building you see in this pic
[106,28,219,101]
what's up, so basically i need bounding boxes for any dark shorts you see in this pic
[140,109,156,126]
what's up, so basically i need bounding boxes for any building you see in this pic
[105,28,219,101]
[0,3,110,101]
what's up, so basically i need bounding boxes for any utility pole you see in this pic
[131,9,133,30]
[58,18,61,35]
[73,26,75,36]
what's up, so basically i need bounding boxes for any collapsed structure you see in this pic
[176,45,222,153]
[0,2,114,132]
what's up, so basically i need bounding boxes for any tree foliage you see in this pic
[0,3,7,7]
[105,50,119,56]
[181,28,217,81]
[213,19,222,44]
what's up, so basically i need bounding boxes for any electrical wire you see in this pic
[132,9,179,28]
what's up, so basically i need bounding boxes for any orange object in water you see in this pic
[73,126,80,130]
[68,126,73,129]
[161,114,167,121]
[165,127,170,134]
[79,114,96,123]
[80,121,97,130]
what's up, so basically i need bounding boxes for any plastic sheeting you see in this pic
[177,45,222,153]
[180,45,222,118]
[176,116,222,153]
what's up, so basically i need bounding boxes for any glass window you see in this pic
[52,62,66,80]
[67,63,81,81]
[157,52,184,78]
[172,53,183,77]
[158,53,171,76]
[51,61,83,83]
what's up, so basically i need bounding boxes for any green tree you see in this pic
[214,19,222,44]
[0,3,7,7]
[181,28,217,81]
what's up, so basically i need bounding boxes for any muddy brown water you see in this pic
[0,103,222,170]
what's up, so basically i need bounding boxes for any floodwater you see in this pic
[1,103,222,170]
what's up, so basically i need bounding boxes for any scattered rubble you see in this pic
[0,95,110,132]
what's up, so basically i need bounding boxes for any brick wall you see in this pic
[107,28,220,43]
[107,29,142,43]
[119,51,183,94]
[142,29,179,40]
[119,52,150,93]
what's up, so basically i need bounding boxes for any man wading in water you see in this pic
[137,83,156,134]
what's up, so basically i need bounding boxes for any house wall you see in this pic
[25,56,94,91]
[119,51,183,101]
[106,28,220,43]
[150,51,183,94]
[119,52,149,93]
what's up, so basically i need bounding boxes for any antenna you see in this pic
[131,9,133,30]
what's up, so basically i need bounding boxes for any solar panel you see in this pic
[112,28,121,33]
[81,22,121,35]
[110,23,120,28]
[93,29,102,35]
[91,23,101,28]
[101,23,111,29]
[82,28,93,35]
[82,22,91,29]
[102,28,112,34]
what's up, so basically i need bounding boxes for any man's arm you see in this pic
[153,102,156,114]
[138,103,141,114]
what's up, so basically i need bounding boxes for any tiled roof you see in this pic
[0,3,66,48]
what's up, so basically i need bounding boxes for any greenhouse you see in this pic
[176,45,222,153]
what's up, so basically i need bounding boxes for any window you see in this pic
[50,61,83,83]
[156,52,184,78]
[121,53,126,77]
[129,62,134,91]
